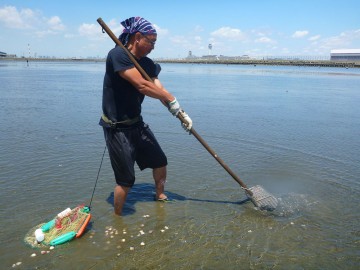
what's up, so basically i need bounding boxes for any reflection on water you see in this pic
[0,61,359,269]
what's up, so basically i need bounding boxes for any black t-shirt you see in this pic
[100,45,160,125]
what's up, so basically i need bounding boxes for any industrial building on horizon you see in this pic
[186,49,360,62]
[330,49,360,61]
[1,49,360,62]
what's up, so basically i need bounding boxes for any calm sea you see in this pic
[0,60,359,269]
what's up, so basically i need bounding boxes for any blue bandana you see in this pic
[119,17,157,45]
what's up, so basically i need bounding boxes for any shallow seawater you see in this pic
[0,61,359,269]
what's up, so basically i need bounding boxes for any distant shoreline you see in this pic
[1,57,359,68]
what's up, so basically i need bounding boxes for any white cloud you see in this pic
[34,30,55,38]
[79,23,101,39]
[170,35,188,45]
[64,33,75,39]
[153,24,169,36]
[211,27,246,41]
[308,35,321,41]
[292,30,309,38]
[319,29,360,49]
[194,25,204,33]
[301,29,360,55]
[106,19,124,37]
[194,36,202,42]
[255,36,274,44]
[48,16,65,31]
[0,5,66,39]
[0,5,37,29]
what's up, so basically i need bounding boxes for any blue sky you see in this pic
[1,0,359,59]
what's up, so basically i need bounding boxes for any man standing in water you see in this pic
[100,17,192,215]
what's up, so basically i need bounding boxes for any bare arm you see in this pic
[153,77,172,107]
[118,67,174,103]
[118,65,193,131]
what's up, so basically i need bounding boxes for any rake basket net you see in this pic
[24,205,90,248]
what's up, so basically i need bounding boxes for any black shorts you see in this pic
[103,122,167,187]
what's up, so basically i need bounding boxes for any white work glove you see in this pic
[168,98,181,116]
[178,110,193,132]
[167,98,192,132]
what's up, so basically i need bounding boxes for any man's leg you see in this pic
[153,166,167,200]
[114,185,130,215]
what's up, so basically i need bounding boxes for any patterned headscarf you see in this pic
[119,16,157,45]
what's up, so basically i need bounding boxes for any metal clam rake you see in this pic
[178,123,279,211]
[97,18,278,211]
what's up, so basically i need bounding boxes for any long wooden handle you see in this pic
[97,17,251,193]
